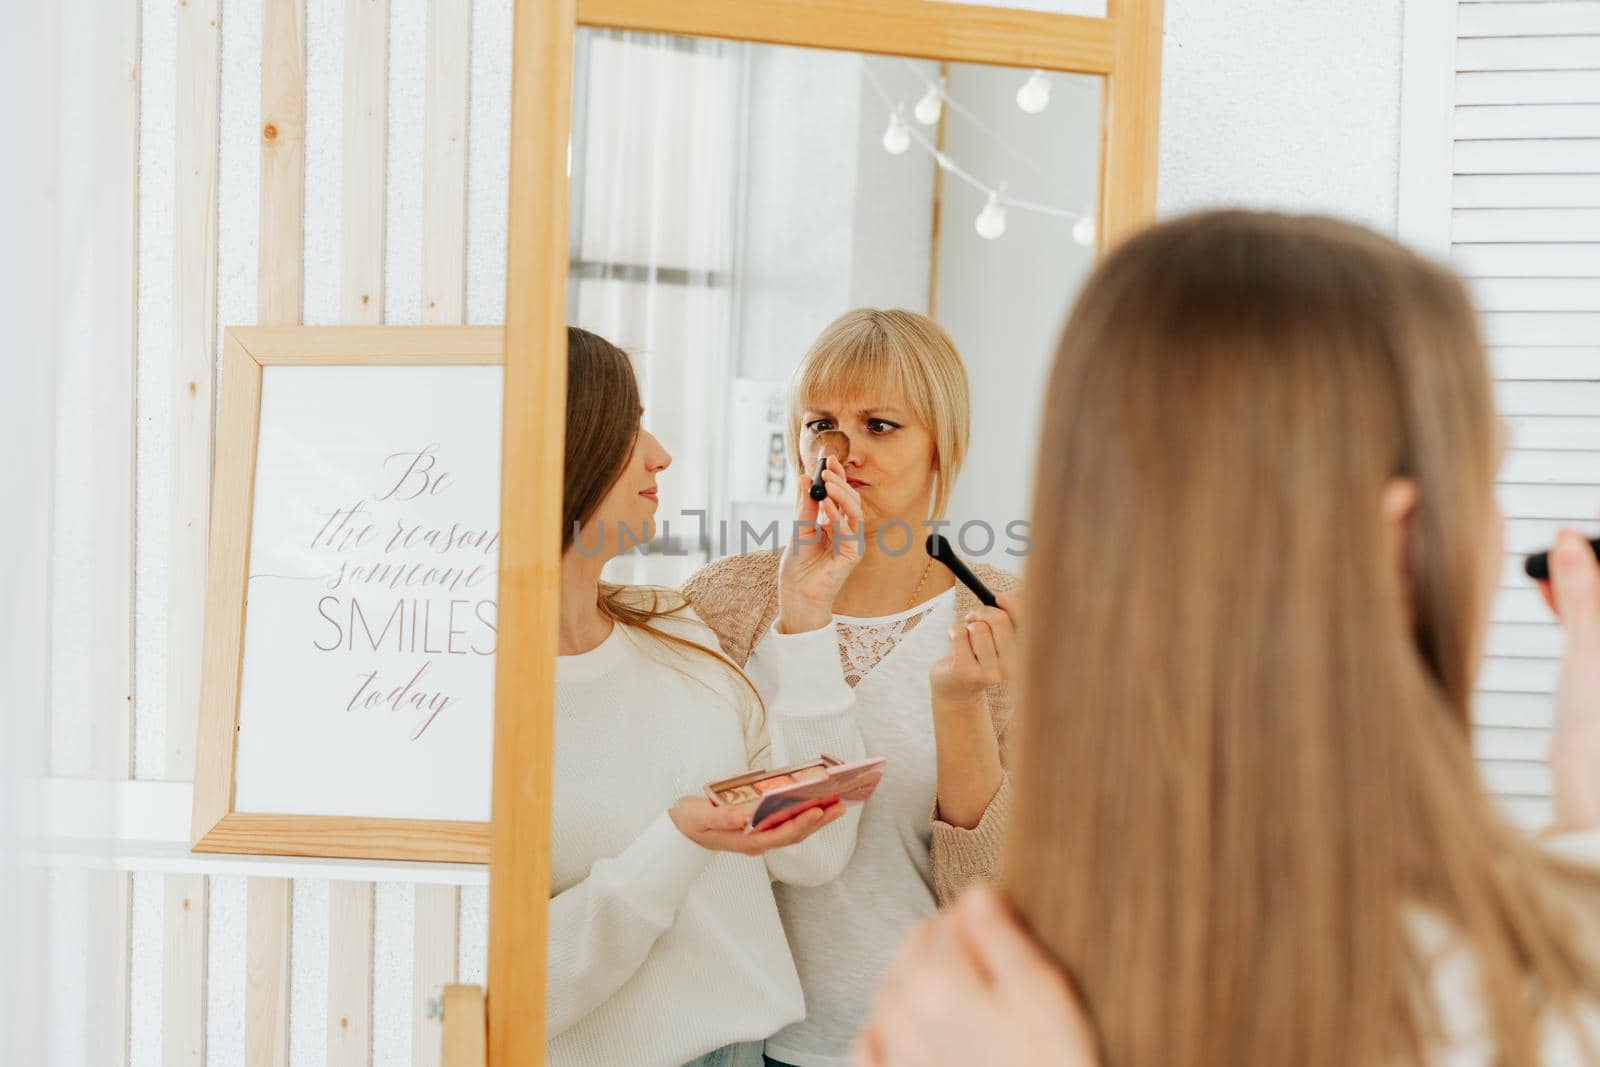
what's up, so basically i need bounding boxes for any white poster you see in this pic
[728,378,790,502]
[232,365,502,822]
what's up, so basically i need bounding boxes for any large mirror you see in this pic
[548,27,1104,1067]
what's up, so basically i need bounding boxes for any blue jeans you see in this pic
[679,1042,764,1067]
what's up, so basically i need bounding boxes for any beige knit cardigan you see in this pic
[681,551,1019,906]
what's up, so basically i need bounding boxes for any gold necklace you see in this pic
[906,556,934,610]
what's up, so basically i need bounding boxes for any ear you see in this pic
[1382,476,1420,617]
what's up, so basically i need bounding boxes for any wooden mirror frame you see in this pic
[487,1,1164,1061]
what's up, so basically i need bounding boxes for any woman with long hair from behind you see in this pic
[857,211,1600,1066]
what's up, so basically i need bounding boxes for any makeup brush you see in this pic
[1523,536,1600,581]
[808,430,851,502]
[925,533,997,607]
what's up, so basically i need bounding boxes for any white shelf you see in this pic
[26,838,486,885]
[15,776,486,885]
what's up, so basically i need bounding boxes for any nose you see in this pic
[644,431,672,473]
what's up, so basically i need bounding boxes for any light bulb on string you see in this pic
[1072,216,1095,247]
[1016,70,1052,114]
[975,191,1007,240]
[882,109,910,155]
[914,83,944,125]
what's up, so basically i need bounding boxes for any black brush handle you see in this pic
[926,533,997,607]
[809,457,829,502]
[1523,536,1600,581]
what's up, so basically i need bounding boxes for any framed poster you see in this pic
[191,326,503,862]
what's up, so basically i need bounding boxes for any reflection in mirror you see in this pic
[551,29,1102,1067]
[568,30,1102,584]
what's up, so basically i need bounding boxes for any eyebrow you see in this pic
[803,406,908,419]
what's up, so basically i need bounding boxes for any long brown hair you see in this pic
[563,327,762,708]
[1003,212,1600,1065]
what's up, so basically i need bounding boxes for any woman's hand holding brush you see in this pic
[927,592,1018,828]
[930,592,1021,706]
[1536,530,1600,834]
[778,439,864,635]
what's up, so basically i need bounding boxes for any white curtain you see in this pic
[1,2,109,1060]
[570,30,743,587]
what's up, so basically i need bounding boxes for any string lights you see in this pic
[974,188,1007,239]
[1016,70,1052,114]
[865,62,1094,245]
[914,78,946,125]
[882,107,911,155]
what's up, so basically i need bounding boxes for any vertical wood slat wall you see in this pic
[164,874,210,1065]
[333,0,390,1063]
[246,2,307,1064]
[415,3,473,1064]
[88,1,143,1062]
[51,1,497,1062]
[1449,1,1600,826]
[167,0,224,1058]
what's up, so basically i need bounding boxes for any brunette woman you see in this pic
[549,327,870,1067]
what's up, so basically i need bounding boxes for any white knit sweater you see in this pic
[1426,828,1600,1065]
[548,598,865,1067]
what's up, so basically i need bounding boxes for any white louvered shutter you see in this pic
[1450,2,1600,827]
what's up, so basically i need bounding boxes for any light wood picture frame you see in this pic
[485,1,1165,1062]
[191,325,504,864]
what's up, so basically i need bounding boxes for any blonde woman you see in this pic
[684,308,1020,1066]
[550,327,872,1067]
[858,212,1600,1067]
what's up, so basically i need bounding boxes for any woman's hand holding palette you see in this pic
[706,754,887,833]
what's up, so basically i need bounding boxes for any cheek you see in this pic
[591,482,638,525]
[584,497,617,530]
[883,434,935,473]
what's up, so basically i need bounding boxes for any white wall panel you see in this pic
[1407,4,1600,821]
[1457,36,1600,71]
[1455,174,1600,208]
[1458,2,1600,38]
[1457,69,1600,105]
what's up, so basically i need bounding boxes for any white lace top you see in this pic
[834,598,942,689]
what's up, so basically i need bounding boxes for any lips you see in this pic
[639,488,658,500]
[846,478,868,488]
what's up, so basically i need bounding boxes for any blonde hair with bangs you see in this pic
[787,308,971,521]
